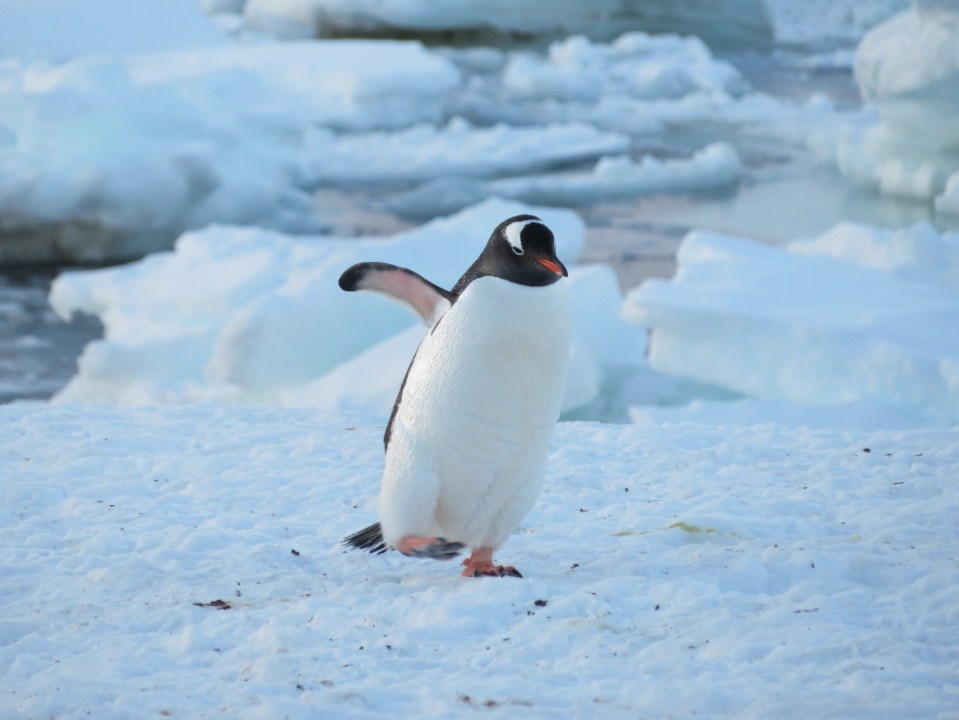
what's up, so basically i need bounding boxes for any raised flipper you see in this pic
[339,262,454,326]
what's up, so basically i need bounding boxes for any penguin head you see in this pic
[479,215,568,288]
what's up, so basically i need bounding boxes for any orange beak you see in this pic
[537,257,568,276]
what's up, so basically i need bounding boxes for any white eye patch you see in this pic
[504,219,535,255]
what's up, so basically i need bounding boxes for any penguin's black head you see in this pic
[453,215,567,293]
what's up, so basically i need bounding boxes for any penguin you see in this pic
[340,215,571,577]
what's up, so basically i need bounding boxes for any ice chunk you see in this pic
[837,1,959,206]
[0,41,461,264]
[301,119,630,185]
[386,143,741,217]
[623,224,959,426]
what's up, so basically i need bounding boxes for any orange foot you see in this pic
[461,547,523,578]
[396,535,464,560]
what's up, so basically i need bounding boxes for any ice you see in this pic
[0,40,461,264]
[763,0,908,47]
[50,199,642,416]
[500,33,745,102]
[0,16,859,265]
[386,142,742,217]
[300,118,630,184]
[623,222,959,427]
[2,402,957,718]
[837,0,959,209]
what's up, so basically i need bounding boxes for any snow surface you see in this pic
[48,198,643,417]
[624,221,959,428]
[837,0,959,210]
[2,403,957,718]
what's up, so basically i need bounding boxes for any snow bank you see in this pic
[623,222,959,427]
[50,199,642,415]
[3,403,958,718]
[837,0,959,209]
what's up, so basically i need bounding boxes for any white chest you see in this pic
[380,276,571,548]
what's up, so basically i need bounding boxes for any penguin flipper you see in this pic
[339,262,454,325]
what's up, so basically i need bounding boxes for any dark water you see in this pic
[0,269,102,403]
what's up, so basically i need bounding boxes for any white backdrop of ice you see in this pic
[837,0,959,210]
[0,23,820,264]
[0,41,462,262]
[624,221,959,427]
[385,143,741,218]
[50,198,644,416]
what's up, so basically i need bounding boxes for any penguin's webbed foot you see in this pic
[461,548,523,578]
[463,564,523,578]
[396,535,465,561]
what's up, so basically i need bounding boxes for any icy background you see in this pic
[1,1,959,717]
[3,0,958,429]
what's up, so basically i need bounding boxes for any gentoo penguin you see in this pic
[340,215,571,578]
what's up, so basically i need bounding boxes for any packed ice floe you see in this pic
[0,0,864,265]
[50,196,959,431]
[625,221,959,429]
[50,199,645,417]
[837,0,959,213]
[384,142,742,218]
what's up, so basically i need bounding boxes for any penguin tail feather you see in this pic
[342,522,390,555]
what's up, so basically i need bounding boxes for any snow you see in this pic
[48,198,643,417]
[836,0,959,209]
[624,222,959,428]
[2,402,958,718]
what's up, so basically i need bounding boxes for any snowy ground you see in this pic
[2,403,957,719]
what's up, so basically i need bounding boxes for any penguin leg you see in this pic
[395,535,464,561]
[461,547,523,578]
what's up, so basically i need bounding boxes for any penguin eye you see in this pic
[511,245,524,256]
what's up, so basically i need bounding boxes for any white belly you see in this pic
[379,276,571,551]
